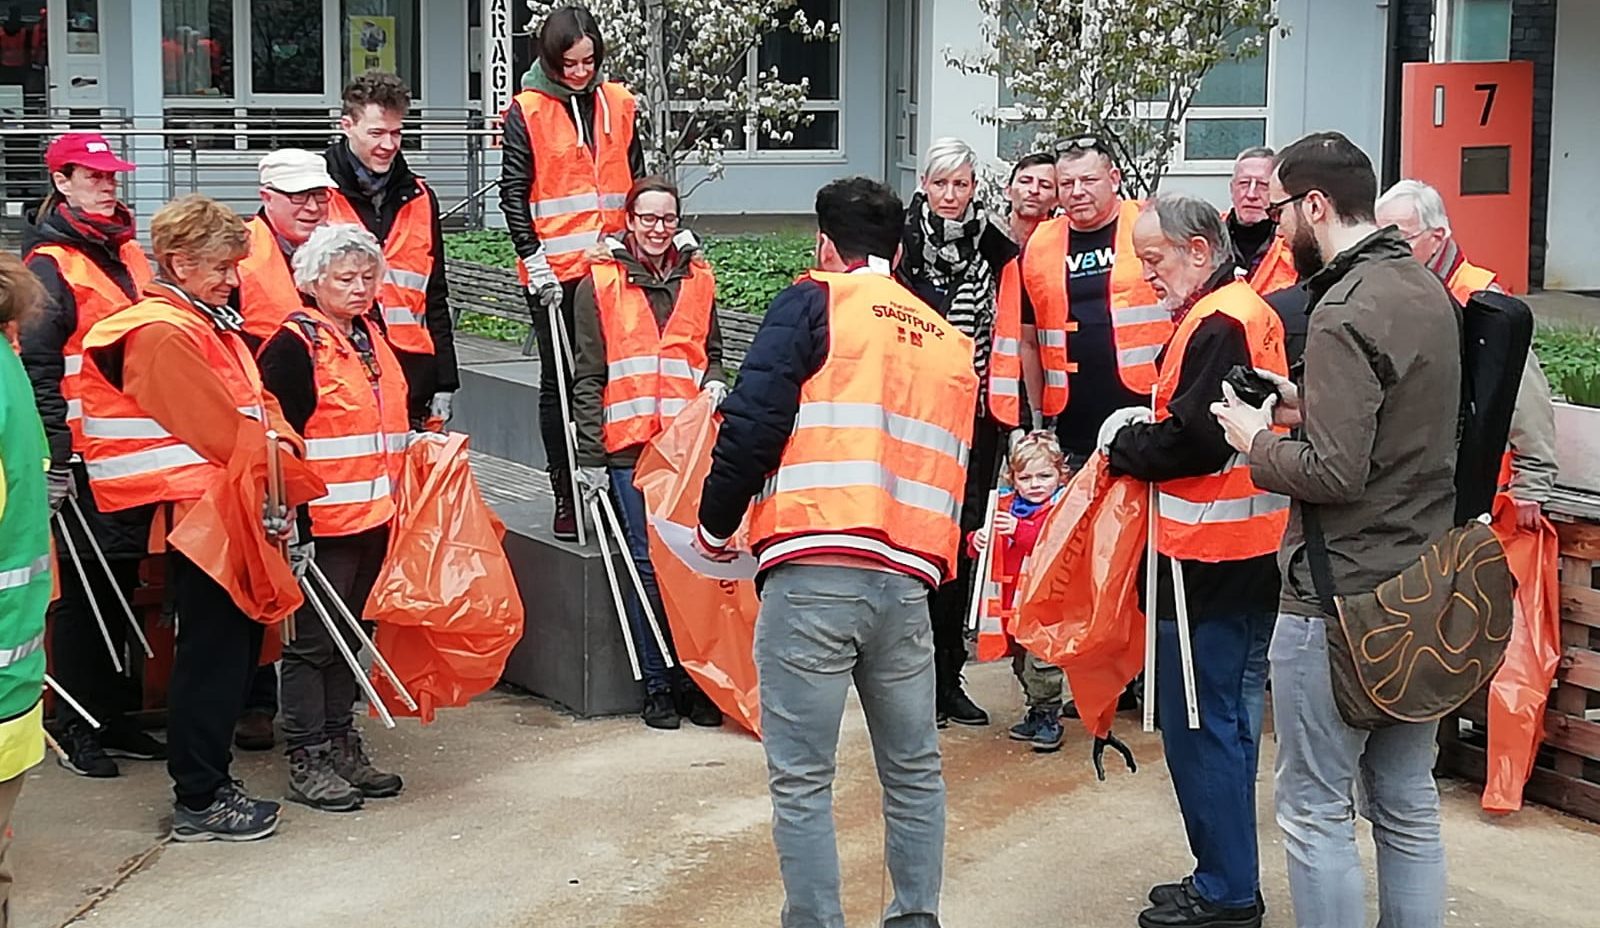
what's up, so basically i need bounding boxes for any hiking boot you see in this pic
[642,690,681,730]
[677,686,724,728]
[52,719,118,778]
[330,729,403,798]
[286,743,363,813]
[1149,879,1266,917]
[1138,883,1262,928]
[171,781,280,842]
[101,721,167,761]
[937,687,990,727]
[234,709,276,751]
[551,473,579,541]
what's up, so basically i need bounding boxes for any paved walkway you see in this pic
[15,662,1600,928]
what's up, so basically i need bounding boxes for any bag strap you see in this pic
[1301,503,1340,617]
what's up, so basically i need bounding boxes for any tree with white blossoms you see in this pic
[948,0,1280,197]
[525,0,838,196]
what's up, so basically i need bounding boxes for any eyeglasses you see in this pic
[632,211,680,229]
[270,187,332,207]
[1265,190,1311,223]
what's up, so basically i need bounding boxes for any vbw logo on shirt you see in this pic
[1068,246,1116,278]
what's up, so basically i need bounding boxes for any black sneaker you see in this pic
[171,781,281,842]
[52,720,119,778]
[1151,880,1265,918]
[677,687,724,728]
[642,691,681,730]
[937,687,990,727]
[101,722,167,761]
[1138,883,1261,928]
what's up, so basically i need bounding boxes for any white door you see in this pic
[48,0,108,108]
[885,0,920,198]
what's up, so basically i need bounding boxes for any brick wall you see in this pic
[1511,0,1558,288]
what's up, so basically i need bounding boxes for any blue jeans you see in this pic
[1241,611,1276,765]
[756,564,945,928]
[608,465,684,695]
[1156,612,1261,909]
[1270,613,1444,928]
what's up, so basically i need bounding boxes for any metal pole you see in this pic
[596,491,674,668]
[1143,473,1158,734]
[44,672,102,730]
[299,577,397,729]
[965,488,1001,633]
[266,430,295,644]
[590,496,643,681]
[53,512,123,674]
[67,495,155,659]
[1169,558,1202,730]
[306,560,419,713]
[546,300,588,546]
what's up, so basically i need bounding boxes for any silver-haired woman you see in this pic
[894,137,1020,730]
[257,222,410,814]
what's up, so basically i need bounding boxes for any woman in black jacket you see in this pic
[19,132,163,777]
[895,136,1019,729]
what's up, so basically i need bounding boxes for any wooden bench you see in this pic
[445,258,764,369]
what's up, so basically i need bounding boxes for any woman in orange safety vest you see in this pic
[256,223,409,814]
[571,178,726,731]
[498,6,646,542]
[17,132,162,778]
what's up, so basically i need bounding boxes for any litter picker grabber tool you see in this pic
[1170,557,1201,730]
[546,299,589,547]
[966,487,1001,634]
[299,575,397,729]
[53,512,122,675]
[44,672,101,729]
[1143,387,1159,734]
[594,490,674,667]
[306,559,418,713]
[1092,731,1138,781]
[590,494,643,681]
[265,430,295,644]
[67,495,154,659]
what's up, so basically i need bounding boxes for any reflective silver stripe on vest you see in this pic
[66,398,82,421]
[0,630,46,669]
[383,305,421,327]
[1113,303,1168,326]
[305,433,390,460]
[64,354,83,375]
[542,230,603,257]
[1157,490,1290,526]
[386,433,409,453]
[86,444,208,480]
[607,355,659,380]
[312,475,394,506]
[660,398,688,418]
[604,396,658,425]
[1118,344,1163,368]
[992,337,1020,356]
[1044,370,1068,387]
[83,405,261,440]
[759,460,960,519]
[1038,330,1067,348]
[384,268,429,293]
[0,556,50,593]
[533,192,602,219]
[990,378,1020,397]
[793,401,970,467]
[599,193,628,211]
[659,358,704,384]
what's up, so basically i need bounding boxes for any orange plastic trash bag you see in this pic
[364,433,525,723]
[1012,455,1148,739]
[1482,493,1561,813]
[634,394,761,736]
[168,417,326,623]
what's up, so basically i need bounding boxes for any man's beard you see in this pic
[1289,224,1325,279]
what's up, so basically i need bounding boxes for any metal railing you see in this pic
[0,106,501,229]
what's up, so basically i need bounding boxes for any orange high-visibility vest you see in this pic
[748,272,978,584]
[1446,259,1498,305]
[278,310,409,537]
[1022,201,1168,414]
[27,240,153,452]
[77,292,267,512]
[236,216,304,340]
[989,258,1025,428]
[1248,235,1299,296]
[1153,280,1289,562]
[325,186,437,355]
[511,83,636,284]
[593,256,716,453]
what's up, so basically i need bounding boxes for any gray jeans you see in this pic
[755,564,945,928]
[1269,613,1445,928]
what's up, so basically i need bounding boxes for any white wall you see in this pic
[1270,0,1390,164]
[919,0,997,163]
[1544,0,1600,291]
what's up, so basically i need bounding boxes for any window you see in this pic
[162,0,234,97]
[1175,31,1269,164]
[1446,0,1511,61]
[341,0,422,90]
[252,0,324,96]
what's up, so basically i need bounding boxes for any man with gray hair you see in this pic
[1099,194,1286,928]
[1228,146,1298,296]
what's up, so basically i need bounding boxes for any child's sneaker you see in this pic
[1008,707,1053,743]
[1029,711,1064,753]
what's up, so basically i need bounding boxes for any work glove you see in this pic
[46,464,75,514]
[429,391,454,424]
[522,252,564,310]
[261,504,292,545]
[575,465,610,501]
[407,429,449,448]
[702,380,729,409]
[288,540,315,580]
[1096,406,1155,454]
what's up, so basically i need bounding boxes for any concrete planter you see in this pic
[1554,401,1600,494]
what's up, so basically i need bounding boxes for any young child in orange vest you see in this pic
[969,430,1068,752]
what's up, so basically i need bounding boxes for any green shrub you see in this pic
[444,230,520,268]
[1533,325,1600,408]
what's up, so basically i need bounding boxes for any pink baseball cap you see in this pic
[46,132,136,174]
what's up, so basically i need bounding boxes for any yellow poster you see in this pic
[349,15,396,75]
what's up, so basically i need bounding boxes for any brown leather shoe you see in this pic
[234,709,276,752]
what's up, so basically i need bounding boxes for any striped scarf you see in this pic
[903,193,998,410]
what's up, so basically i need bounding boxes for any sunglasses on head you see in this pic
[1054,135,1113,158]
